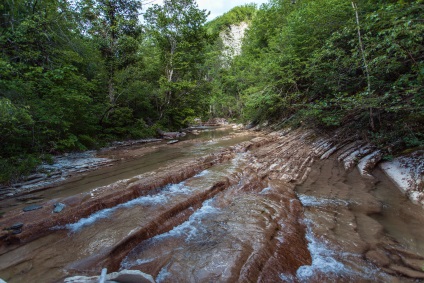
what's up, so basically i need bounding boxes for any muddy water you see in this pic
[0,159,240,282]
[296,158,424,282]
[0,150,310,283]
[1,131,424,283]
[0,129,253,213]
[118,161,311,282]
[371,169,424,256]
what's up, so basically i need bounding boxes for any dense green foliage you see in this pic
[0,0,212,183]
[1,0,423,183]
[144,0,212,127]
[212,0,423,151]
[206,4,256,35]
[204,5,259,118]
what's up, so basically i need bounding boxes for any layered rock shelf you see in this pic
[0,128,423,283]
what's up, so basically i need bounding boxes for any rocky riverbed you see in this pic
[0,128,423,282]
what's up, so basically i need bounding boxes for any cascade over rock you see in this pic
[0,129,423,282]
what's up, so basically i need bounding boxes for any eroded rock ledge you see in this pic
[0,138,266,244]
[1,128,423,282]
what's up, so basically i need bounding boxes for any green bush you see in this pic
[0,155,41,185]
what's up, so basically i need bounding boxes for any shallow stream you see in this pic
[0,129,423,282]
[0,129,251,213]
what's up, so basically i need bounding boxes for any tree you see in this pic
[144,0,212,127]
[79,0,142,106]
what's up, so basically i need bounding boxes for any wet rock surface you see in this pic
[6,223,23,230]
[64,269,155,283]
[296,158,424,282]
[22,204,42,212]
[0,151,114,201]
[53,203,66,213]
[0,128,423,282]
[0,128,251,214]
[380,151,424,205]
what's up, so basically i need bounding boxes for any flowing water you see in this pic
[0,129,251,213]
[296,158,424,282]
[1,130,424,283]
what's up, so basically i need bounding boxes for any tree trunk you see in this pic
[108,75,115,105]
[352,1,374,130]
[352,1,371,93]
[107,0,117,105]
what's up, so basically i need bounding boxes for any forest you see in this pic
[1,0,423,184]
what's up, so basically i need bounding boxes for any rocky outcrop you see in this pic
[380,151,424,205]
[220,22,248,61]
[0,138,271,245]
[0,151,114,200]
[304,131,423,207]
[0,139,167,201]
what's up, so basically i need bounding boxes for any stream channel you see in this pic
[0,128,424,282]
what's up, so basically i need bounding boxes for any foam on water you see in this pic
[296,219,380,282]
[65,193,168,232]
[259,187,272,195]
[131,257,156,266]
[121,198,220,270]
[296,221,353,281]
[154,198,219,242]
[279,273,296,282]
[66,207,115,233]
[165,182,192,194]
[64,180,195,232]
[298,194,349,207]
[194,170,210,178]
[156,264,172,283]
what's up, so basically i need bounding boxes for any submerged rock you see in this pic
[7,223,23,230]
[53,202,66,213]
[2,128,424,283]
[22,204,42,212]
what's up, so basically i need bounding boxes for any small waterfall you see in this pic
[63,181,197,233]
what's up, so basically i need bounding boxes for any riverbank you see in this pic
[0,126,252,211]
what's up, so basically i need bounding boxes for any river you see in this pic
[0,128,423,282]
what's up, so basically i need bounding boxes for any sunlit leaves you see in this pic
[144,0,211,127]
